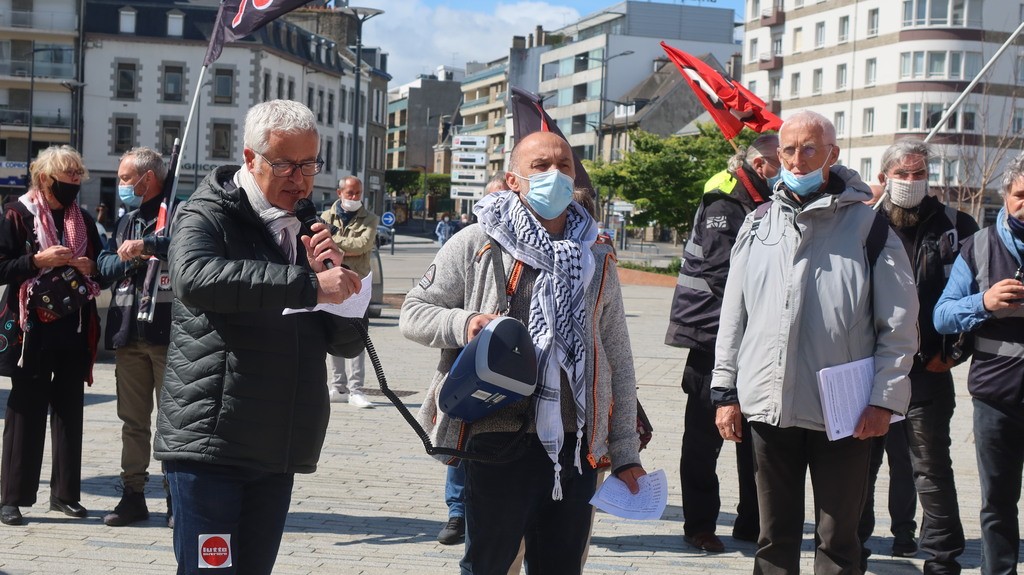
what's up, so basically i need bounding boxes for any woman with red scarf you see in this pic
[0,146,107,526]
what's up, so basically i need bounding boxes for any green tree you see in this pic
[385,170,422,196]
[588,123,760,235]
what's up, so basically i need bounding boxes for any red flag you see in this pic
[660,42,782,140]
[205,0,312,66]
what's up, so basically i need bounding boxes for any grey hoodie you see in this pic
[711,166,919,431]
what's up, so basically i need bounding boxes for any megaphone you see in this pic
[439,316,537,422]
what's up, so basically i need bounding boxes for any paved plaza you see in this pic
[0,234,998,574]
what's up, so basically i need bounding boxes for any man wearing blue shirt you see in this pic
[934,151,1024,575]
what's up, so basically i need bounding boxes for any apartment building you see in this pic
[743,0,1023,225]
[0,0,82,194]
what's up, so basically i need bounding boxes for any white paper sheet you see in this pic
[817,357,904,441]
[282,272,372,319]
[589,468,667,521]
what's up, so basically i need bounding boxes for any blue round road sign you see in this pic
[381,211,396,227]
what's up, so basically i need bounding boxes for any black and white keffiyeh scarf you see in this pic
[474,191,598,500]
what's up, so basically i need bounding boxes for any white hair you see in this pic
[780,110,836,144]
[1001,151,1024,198]
[243,99,319,154]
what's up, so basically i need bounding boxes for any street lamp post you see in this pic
[595,49,633,164]
[337,6,383,181]
[25,42,75,186]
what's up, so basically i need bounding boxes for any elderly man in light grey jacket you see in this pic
[711,110,919,575]
[401,131,645,575]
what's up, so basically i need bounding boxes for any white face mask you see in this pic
[340,198,362,212]
[887,178,929,208]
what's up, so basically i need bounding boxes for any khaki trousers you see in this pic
[114,341,167,491]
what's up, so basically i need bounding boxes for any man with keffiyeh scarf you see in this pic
[401,131,646,575]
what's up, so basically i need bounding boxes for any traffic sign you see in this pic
[452,135,487,149]
[452,152,486,166]
[381,211,396,227]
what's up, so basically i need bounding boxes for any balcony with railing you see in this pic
[0,58,76,79]
[758,52,783,71]
[0,108,71,128]
[0,10,79,32]
[760,4,785,27]
[462,95,490,109]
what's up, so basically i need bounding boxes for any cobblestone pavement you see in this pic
[0,235,998,574]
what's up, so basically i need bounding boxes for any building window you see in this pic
[163,65,183,102]
[114,117,135,153]
[867,8,879,36]
[340,89,347,122]
[211,122,232,158]
[792,27,803,53]
[749,38,758,63]
[812,69,822,95]
[836,64,847,91]
[795,0,804,7]
[277,77,284,99]
[213,69,233,104]
[317,89,324,123]
[339,137,345,170]
[1013,108,1024,134]
[860,158,873,181]
[119,7,136,34]
[749,80,758,97]
[770,77,781,100]
[328,93,335,125]
[928,52,947,78]
[815,22,825,48]
[865,58,877,86]
[835,111,846,136]
[326,139,333,173]
[167,12,183,36]
[160,119,181,155]
[838,15,850,43]
[790,72,801,98]
[116,62,137,99]
[287,79,295,100]
[863,107,875,134]
[903,0,982,27]
[263,72,271,102]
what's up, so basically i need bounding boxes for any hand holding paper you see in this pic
[283,273,372,319]
[589,468,667,521]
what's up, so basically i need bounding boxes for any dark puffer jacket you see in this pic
[154,166,365,474]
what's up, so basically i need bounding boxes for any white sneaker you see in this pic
[329,388,348,403]
[347,391,374,409]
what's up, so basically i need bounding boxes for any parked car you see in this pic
[376,225,394,247]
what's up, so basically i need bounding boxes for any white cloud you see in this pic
[356,1,580,87]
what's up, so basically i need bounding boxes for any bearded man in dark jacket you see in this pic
[154,100,364,575]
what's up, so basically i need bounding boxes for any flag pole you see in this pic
[727,138,738,152]
[875,19,1024,210]
[166,64,209,219]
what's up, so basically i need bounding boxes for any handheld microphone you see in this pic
[294,198,336,269]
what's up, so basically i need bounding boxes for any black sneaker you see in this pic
[1,505,22,526]
[892,530,918,557]
[103,488,149,526]
[437,516,465,545]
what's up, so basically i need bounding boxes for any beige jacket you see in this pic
[321,201,378,278]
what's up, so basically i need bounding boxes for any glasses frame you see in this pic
[254,151,324,178]
[778,144,833,162]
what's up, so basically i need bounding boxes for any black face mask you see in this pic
[49,179,81,208]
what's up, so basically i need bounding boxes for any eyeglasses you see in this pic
[779,144,832,161]
[62,168,85,178]
[255,151,324,177]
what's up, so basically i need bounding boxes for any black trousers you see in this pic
[463,433,597,575]
[751,422,873,575]
[858,419,917,549]
[680,349,759,538]
[1,348,87,506]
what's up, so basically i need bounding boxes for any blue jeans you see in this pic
[973,398,1024,575]
[446,462,466,518]
[164,461,294,575]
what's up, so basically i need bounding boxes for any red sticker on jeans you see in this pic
[198,534,232,568]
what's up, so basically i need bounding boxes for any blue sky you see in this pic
[352,0,745,86]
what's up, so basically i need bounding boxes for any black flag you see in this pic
[204,0,312,66]
[509,87,594,195]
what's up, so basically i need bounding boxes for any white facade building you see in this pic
[742,0,1023,225]
[80,0,366,213]
[541,1,739,162]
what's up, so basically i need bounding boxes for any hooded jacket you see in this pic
[711,166,919,430]
[154,166,365,474]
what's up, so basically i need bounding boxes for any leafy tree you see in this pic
[588,123,760,235]
[385,170,422,195]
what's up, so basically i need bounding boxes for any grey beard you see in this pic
[884,197,920,228]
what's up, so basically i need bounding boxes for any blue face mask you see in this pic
[514,168,575,220]
[1007,212,1024,239]
[767,174,781,191]
[780,146,833,197]
[118,183,142,208]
